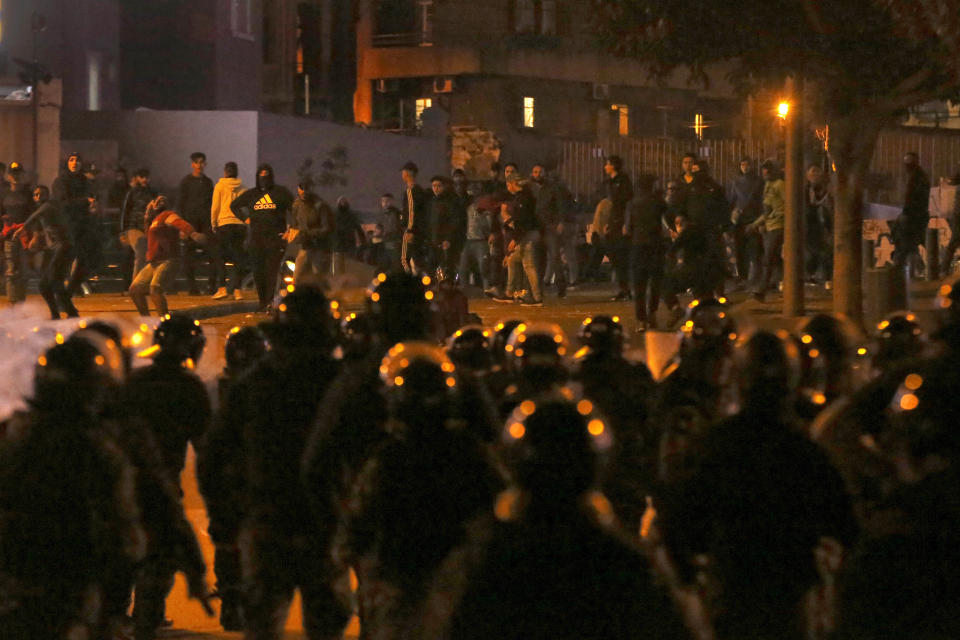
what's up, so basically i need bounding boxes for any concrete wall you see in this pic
[257,111,447,216]
[61,110,447,218]
[0,80,62,187]
[60,111,260,196]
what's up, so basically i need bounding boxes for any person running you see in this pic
[15,185,80,319]
[128,196,206,316]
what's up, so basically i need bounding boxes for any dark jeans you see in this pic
[459,239,489,289]
[805,212,833,281]
[182,235,217,294]
[214,543,243,620]
[250,241,284,308]
[733,223,762,284]
[216,225,247,294]
[541,231,568,293]
[239,526,351,640]
[891,214,927,268]
[132,554,176,640]
[585,232,629,291]
[67,223,104,296]
[3,239,26,302]
[631,243,664,322]
[39,242,79,319]
[608,232,630,292]
[755,227,785,295]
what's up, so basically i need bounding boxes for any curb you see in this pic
[179,300,261,321]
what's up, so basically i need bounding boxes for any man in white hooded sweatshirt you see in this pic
[210,162,246,300]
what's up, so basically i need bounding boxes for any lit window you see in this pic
[231,0,254,40]
[415,98,432,127]
[612,104,629,136]
[523,97,535,128]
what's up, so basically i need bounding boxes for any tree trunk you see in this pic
[832,165,865,321]
[829,115,884,324]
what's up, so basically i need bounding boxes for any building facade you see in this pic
[354,0,743,174]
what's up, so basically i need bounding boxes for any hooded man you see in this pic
[210,162,246,300]
[230,164,294,311]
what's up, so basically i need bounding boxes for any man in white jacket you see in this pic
[210,162,247,300]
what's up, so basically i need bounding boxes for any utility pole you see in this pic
[783,75,805,317]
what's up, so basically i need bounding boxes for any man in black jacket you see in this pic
[530,164,568,297]
[429,176,463,273]
[727,157,764,285]
[604,155,634,301]
[892,151,931,271]
[400,161,430,274]
[52,152,99,296]
[119,169,157,290]
[230,164,293,310]
[624,174,668,330]
[177,152,215,295]
[501,175,543,306]
[15,186,79,319]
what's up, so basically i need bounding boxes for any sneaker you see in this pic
[212,287,228,300]
[519,296,543,307]
[483,287,499,298]
[234,289,244,300]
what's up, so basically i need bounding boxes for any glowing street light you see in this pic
[778,101,790,119]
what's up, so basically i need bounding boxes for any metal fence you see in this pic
[558,138,776,207]
[558,128,960,208]
[869,128,960,205]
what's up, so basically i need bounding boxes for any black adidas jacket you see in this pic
[230,184,294,248]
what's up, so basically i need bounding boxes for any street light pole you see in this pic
[783,76,805,317]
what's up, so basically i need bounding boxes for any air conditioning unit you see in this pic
[375,78,399,93]
[433,77,455,94]
[592,83,610,100]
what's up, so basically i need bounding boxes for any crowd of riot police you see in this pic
[1,268,959,640]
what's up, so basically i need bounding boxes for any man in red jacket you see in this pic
[129,195,205,316]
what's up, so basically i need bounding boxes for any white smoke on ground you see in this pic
[0,302,219,423]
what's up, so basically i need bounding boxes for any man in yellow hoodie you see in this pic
[210,162,246,300]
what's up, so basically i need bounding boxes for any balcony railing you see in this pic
[373,0,433,47]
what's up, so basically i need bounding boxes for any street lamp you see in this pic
[777,101,790,119]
